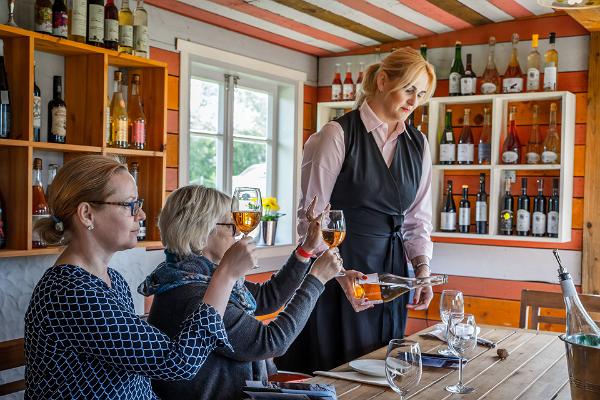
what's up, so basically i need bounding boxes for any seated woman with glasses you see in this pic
[25,155,254,399]
[139,185,349,400]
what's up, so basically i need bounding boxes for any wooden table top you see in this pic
[308,325,571,399]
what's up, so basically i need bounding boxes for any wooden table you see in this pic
[309,325,571,399]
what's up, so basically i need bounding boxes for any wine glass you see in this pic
[438,290,464,356]
[385,339,422,400]
[232,187,262,268]
[445,313,477,394]
[321,209,346,276]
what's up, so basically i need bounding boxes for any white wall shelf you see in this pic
[317,101,355,129]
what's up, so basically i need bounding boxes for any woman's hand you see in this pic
[300,196,329,254]
[406,267,434,310]
[309,248,342,284]
[336,270,374,312]
[218,236,257,281]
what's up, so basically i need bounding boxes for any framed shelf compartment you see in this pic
[428,91,575,243]
[316,100,355,129]
[0,24,167,258]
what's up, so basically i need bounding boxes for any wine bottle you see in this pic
[118,0,134,55]
[499,179,514,236]
[460,54,476,96]
[526,104,542,164]
[420,43,427,60]
[459,185,470,233]
[342,63,354,101]
[128,74,146,150]
[110,71,128,148]
[449,41,464,96]
[129,161,147,241]
[0,56,10,139]
[526,34,541,92]
[35,0,53,35]
[481,36,500,94]
[68,0,86,43]
[542,103,560,164]
[353,273,448,305]
[331,63,342,101]
[32,158,50,249]
[457,108,474,165]
[440,180,456,232]
[104,0,119,51]
[418,105,428,135]
[547,178,559,238]
[544,32,558,92]
[532,178,546,237]
[46,163,58,198]
[48,76,67,144]
[554,249,600,345]
[478,107,491,164]
[355,62,364,96]
[476,173,487,234]
[87,0,105,47]
[0,192,5,249]
[133,0,149,58]
[516,177,530,236]
[502,106,521,164]
[502,33,524,94]
[33,62,41,142]
[105,95,111,146]
[52,0,68,39]
[439,109,455,165]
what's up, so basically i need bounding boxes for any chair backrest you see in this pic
[519,289,600,330]
[0,338,26,395]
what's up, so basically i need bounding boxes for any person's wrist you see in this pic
[414,264,430,277]
[212,263,239,286]
[296,245,314,259]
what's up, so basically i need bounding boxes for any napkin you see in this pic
[420,323,481,342]
[313,370,389,387]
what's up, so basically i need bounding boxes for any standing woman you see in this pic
[277,47,437,373]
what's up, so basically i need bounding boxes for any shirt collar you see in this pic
[359,101,406,138]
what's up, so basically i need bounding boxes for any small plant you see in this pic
[262,197,285,221]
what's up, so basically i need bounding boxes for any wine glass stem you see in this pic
[445,323,450,350]
[457,357,464,387]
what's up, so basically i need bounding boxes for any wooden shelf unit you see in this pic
[0,25,167,257]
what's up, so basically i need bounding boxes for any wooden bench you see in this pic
[0,338,25,395]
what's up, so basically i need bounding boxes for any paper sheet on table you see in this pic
[419,323,481,342]
[313,370,389,387]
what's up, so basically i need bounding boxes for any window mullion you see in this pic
[223,74,235,194]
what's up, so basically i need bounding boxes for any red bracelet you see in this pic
[296,246,313,259]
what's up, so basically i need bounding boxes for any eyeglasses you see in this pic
[216,222,237,237]
[89,199,144,216]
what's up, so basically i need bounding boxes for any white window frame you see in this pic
[178,39,306,263]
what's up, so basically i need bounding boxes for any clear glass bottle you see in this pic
[449,41,464,96]
[342,62,354,101]
[331,64,342,101]
[68,0,86,43]
[32,158,50,249]
[503,33,524,93]
[353,273,448,304]
[129,161,147,240]
[526,34,541,92]
[480,36,500,94]
[542,103,560,164]
[46,163,58,198]
[118,0,134,55]
[128,74,146,150]
[133,0,149,58]
[110,71,128,148]
[544,32,558,91]
[526,104,542,164]
[502,106,521,164]
[478,107,491,164]
[457,108,474,165]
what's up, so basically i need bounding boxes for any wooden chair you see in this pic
[519,289,600,330]
[0,338,26,395]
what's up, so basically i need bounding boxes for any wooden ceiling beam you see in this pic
[426,0,493,26]
[566,8,600,32]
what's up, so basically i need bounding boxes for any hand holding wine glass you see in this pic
[385,339,422,400]
[301,196,328,254]
[445,313,477,394]
[438,290,464,356]
[232,187,262,269]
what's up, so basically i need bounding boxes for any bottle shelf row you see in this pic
[0,139,164,156]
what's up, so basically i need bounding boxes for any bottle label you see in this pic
[0,91,9,105]
[476,201,487,222]
[445,131,453,141]
[51,106,67,138]
[532,211,546,235]
[439,144,455,162]
[457,143,474,163]
[459,207,470,226]
[544,66,557,91]
[331,84,342,101]
[478,143,491,163]
[70,0,87,37]
[440,212,456,230]
[132,120,146,145]
[52,11,68,38]
[134,25,149,53]
[516,209,531,232]
[547,211,559,234]
[460,76,475,95]
[33,96,42,129]
[526,68,540,91]
[342,84,354,100]
[541,151,558,164]
[36,7,53,33]
[105,19,119,42]
[503,77,523,93]
[363,273,380,285]
[137,225,147,239]
[114,119,128,142]
[88,4,104,43]
[500,210,513,231]
[481,82,497,94]
[502,151,519,164]
[449,72,461,94]
[119,25,134,48]
[526,151,540,164]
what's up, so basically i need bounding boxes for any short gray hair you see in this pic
[158,185,230,256]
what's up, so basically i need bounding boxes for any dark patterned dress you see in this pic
[24,264,229,399]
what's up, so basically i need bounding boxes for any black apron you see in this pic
[276,110,425,374]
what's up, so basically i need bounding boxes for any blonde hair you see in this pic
[356,47,436,107]
[159,185,230,256]
[35,155,128,245]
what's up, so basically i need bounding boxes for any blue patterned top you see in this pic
[24,264,230,399]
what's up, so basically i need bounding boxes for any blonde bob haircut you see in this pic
[356,46,436,108]
[159,185,230,256]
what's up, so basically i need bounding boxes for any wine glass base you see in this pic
[438,347,454,356]
[446,384,474,394]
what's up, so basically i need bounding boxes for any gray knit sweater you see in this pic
[147,254,324,400]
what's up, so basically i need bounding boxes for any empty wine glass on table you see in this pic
[439,289,464,356]
[385,339,422,400]
[446,313,477,394]
[321,209,346,276]
[232,187,262,268]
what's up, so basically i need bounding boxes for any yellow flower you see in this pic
[262,197,280,211]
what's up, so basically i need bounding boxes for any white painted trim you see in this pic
[179,49,191,186]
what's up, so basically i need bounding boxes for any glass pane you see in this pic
[232,140,267,196]
[190,78,220,134]
[189,135,217,188]
[233,87,269,138]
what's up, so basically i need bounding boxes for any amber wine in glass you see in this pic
[232,187,262,235]
[321,210,346,276]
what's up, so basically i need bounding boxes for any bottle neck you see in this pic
[462,188,468,198]
[463,112,470,127]
[454,46,462,64]
[445,112,452,129]
[479,180,485,193]
[53,85,62,100]
[487,45,496,67]
[131,82,140,97]
[33,169,43,187]
[549,109,557,129]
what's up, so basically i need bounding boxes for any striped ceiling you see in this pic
[147,0,556,56]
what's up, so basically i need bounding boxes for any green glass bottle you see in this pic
[449,41,464,96]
